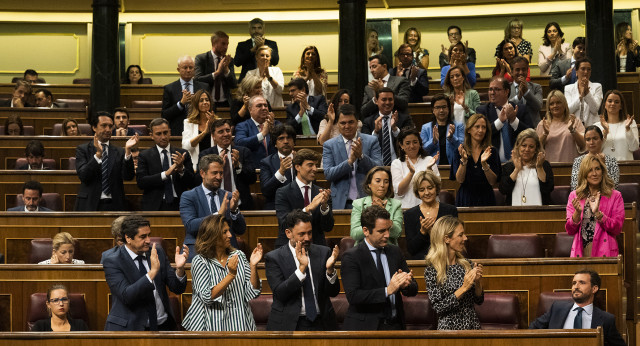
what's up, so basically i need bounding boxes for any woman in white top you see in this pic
[182,89,217,171]
[537,22,572,76]
[595,89,639,161]
[38,232,85,264]
[245,45,284,107]
[391,127,439,208]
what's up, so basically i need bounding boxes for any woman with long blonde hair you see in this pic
[536,90,585,162]
[425,216,483,330]
[182,89,217,170]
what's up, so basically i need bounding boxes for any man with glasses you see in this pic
[390,44,429,103]
[439,25,477,68]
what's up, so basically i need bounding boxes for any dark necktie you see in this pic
[573,307,584,329]
[136,254,158,330]
[374,248,392,318]
[303,186,310,207]
[183,82,191,93]
[101,144,111,195]
[136,255,147,277]
[570,63,577,84]
[302,261,318,321]
[209,191,218,214]
[381,116,392,166]
[214,56,222,100]
[222,149,233,192]
[162,149,174,204]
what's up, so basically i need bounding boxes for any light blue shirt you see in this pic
[364,238,396,317]
[562,303,593,329]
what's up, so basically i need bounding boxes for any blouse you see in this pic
[536,118,585,162]
[570,154,619,191]
[182,250,261,331]
[245,67,284,107]
[537,42,572,76]
[595,121,640,161]
[293,69,328,97]
[445,89,481,124]
[31,318,88,331]
[390,156,440,209]
[182,120,215,171]
[38,259,85,264]
[424,260,484,330]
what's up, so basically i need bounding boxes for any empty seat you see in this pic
[338,237,355,260]
[550,185,571,205]
[64,157,76,170]
[26,292,89,330]
[536,291,572,317]
[131,100,162,108]
[250,193,265,211]
[403,293,437,330]
[72,78,90,84]
[475,293,519,329]
[552,232,574,257]
[486,234,544,258]
[29,238,54,264]
[493,188,506,206]
[15,193,62,211]
[0,125,35,135]
[128,125,149,136]
[55,99,87,109]
[52,123,93,136]
[618,183,639,204]
[438,190,455,205]
[422,95,434,103]
[248,294,272,331]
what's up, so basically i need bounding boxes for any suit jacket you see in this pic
[341,241,418,330]
[100,246,118,264]
[7,205,52,212]
[198,145,256,210]
[194,50,238,99]
[361,112,414,159]
[234,118,281,165]
[616,47,640,72]
[529,301,625,346]
[0,99,12,107]
[136,146,196,211]
[509,81,544,127]
[361,75,412,115]
[74,141,135,211]
[389,67,429,103]
[259,152,295,210]
[286,95,328,135]
[475,101,532,156]
[265,244,340,331]
[234,38,279,81]
[550,59,573,92]
[274,180,334,248]
[103,245,187,331]
[499,160,554,205]
[322,133,383,209]
[161,79,208,136]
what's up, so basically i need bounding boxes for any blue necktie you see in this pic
[162,149,174,204]
[381,116,392,166]
[101,144,111,195]
[573,307,584,329]
[209,192,218,214]
[570,64,577,84]
[501,119,512,161]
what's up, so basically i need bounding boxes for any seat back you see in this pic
[618,183,639,204]
[552,232,574,257]
[29,238,83,264]
[493,188,506,206]
[128,125,149,136]
[633,148,640,160]
[550,185,571,205]
[248,294,272,331]
[55,98,87,109]
[15,193,62,211]
[14,158,57,170]
[0,125,35,135]
[536,291,572,317]
[338,237,355,261]
[131,100,162,108]
[438,190,455,205]
[27,292,88,330]
[329,293,349,329]
[168,295,182,330]
[403,293,437,330]
[486,234,544,258]
[475,293,520,329]
[64,157,77,170]
[52,123,93,136]
[72,78,90,84]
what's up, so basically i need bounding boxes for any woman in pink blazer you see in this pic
[565,154,624,257]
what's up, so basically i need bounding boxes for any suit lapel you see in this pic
[357,242,386,287]
[337,135,348,163]
[590,307,603,329]
[279,245,298,281]
[309,245,324,298]
[119,246,144,283]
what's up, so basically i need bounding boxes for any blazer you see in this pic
[475,101,532,154]
[322,133,383,209]
[136,146,196,211]
[420,121,465,165]
[74,141,135,211]
[7,206,52,212]
[341,241,418,330]
[350,196,403,246]
[264,244,340,331]
[389,66,429,102]
[198,145,256,210]
[499,161,554,206]
[234,118,281,165]
[194,50,238,97]
[445,89,481,122]
[361,75,412,116]
[32,318,88,331]
[361,111,414,156]
[259,153,295,210]
[616,47,640,72]
[161,79,209,136]
[103,245,187,331]
[509,81,544,127]
[565,190,624,258]
[233,38,279,81]
[565,81,603,127]
[529,301,625,346]
[181,121,214,171]
[550,59,573,92]
[440,63,477,88]
[286,95,328,135]
[274,180,334,248]
[403,203,458,260]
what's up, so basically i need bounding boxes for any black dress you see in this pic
[31,318,88,331]
[403,203,458,260]
[449,146,501,207]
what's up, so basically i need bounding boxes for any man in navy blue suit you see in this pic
[234,95,280,165]
[161,56,208,136]
[234,18,279,82]
[285,78,327,135]
[530,269,625,346]
[179,154,246,262]
[259,123,297,210]
[7,180,52,212]
[103,215,188,331]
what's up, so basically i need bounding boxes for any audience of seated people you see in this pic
[112,107,140,136]
[34,88,66,108]
[62,117,80,136]
[0,80,31,107]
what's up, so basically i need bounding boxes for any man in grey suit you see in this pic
[362,54,411,116]
[550,37,586,92]
[194,31,237,109]
[322,104,383,210]
[509,56,543,127]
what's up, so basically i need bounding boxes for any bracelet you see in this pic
[482,164,490,171]
[460,160,467,166]
[595,211,604,221]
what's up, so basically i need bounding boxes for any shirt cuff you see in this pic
[561,76,568,84]
[494,118,504,130]
[295,114,303,123]
[392,127,401,136]
[295,268,306,282]
[308,106,314,115]
[326,270,337,284]
[161,171,168,181]
[94,154,102,164]
[235,162,242,174]
[257,133,265,142]
[275,170,287,183]
[510,117,520,130]
[124,154,132,160]
[177,102,184,110]
[384,287,389,298]
[176,272,186,281]
[320,204,330,215]
[145,273,153,284]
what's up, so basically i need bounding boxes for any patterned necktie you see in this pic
[381,116,392,166]
[222,149,233,192]
[213,56,222,100]
[101,144,111,195]
[183,82,191,94]
[573,307,584,329]
[161,149,174,204]
[209,192,218,214]
[347,140,358,201]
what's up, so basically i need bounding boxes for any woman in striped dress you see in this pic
[182,214,263,331]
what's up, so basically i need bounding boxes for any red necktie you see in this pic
[303,186,310,207]
[222,149,232,192]
[258,123,268,156]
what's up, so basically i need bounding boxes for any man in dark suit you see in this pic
[7,180,52,212]
[34,88,66,108]
[161,55,208,135]
[509,57,543,127]
[194,31,237,108]
[136,118,196,211]
[275,149,333,248]
[550,37,586,92]
[475,76,532,163]
[390,44,429,103]
[438,25,477,67]
[530,269,625,346]
[234,95,280,164]
[113,108,141,136]
[362,54,411,116]
[103,215,188,331]
[361,87,414,166]
[199,119,256,210]
[0,80,31,108]
[75,111,137,211]
[285,78,328,135]
[16,140,46,170]
[341,205,417,330]
[265,209,340,331]
[179,154,246,262]
[234,18,279,82]
[259,124,297,210]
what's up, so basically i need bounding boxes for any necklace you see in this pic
[422,201,439,216]
[520,166,532,204]
[609,122,622,152]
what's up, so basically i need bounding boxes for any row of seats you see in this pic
[0,123,149,137]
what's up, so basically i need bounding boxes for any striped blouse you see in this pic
[182,250,261,331]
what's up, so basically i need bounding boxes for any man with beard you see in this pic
[530,269,625,346]
[7,180,52,211]
[194,31,237,108]
[234,18,279,82]
[260,124,297,210]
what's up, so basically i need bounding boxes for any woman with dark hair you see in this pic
[442,65,480,123]
[495,18,532,62]
[536,90,585,162]
[450,113,501,207]
[32,284,88,331]
[293,46,328,97]
[538,22,572,76]
[420,94,465,165]
[440,42,476,88]
[392,127,439,208]
[316,89,362,145]
[350,166,403,246]
[396,27,429,70]
[493,40,529,82]
[615,22,640,72]
[123,65,147,84]
[182,89,217,170]
[182,214,263,331]
[3,114,23,135]
[499,129,554,206]
[571,125,619,190]
[61,118,79,136]
[595,89,639,161]
[229,75,271,126]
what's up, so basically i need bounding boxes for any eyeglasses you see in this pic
[488,88,504,93]
[49,297,70,305]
